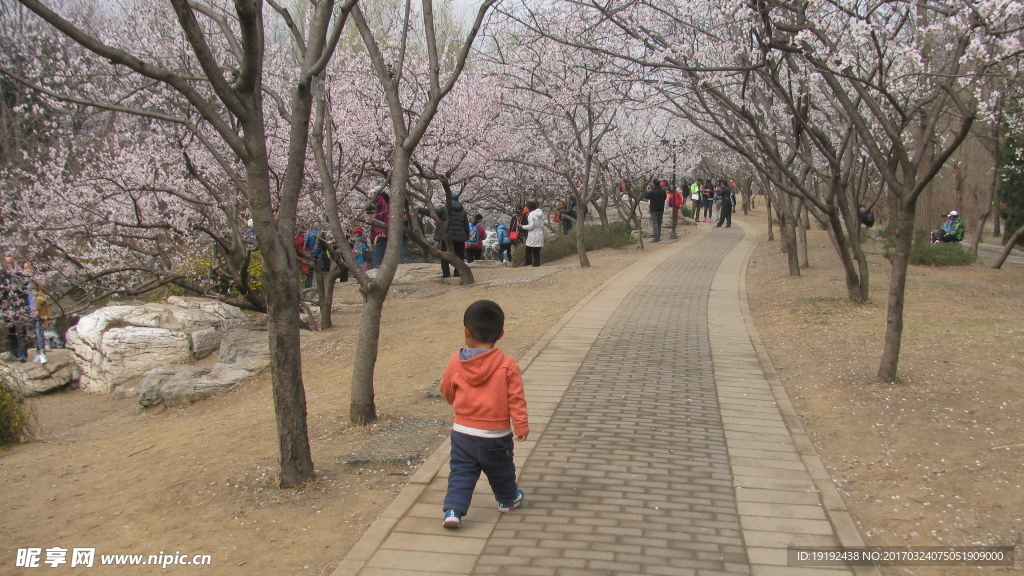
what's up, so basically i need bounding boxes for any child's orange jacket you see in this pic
[440,348,529,437]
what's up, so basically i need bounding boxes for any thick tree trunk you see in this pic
[263,275,313,487]
[877,202,917,381]
[244,110,315,487]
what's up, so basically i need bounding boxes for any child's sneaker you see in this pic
[498,489,525,512]
[442,509,462,529]
[35,353,47,365]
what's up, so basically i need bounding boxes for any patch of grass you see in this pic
[0,375,34,446]
[792,296,846,316]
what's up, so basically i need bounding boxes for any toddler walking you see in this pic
[440,300,529,529]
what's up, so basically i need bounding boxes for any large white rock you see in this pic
[68,300,248,394]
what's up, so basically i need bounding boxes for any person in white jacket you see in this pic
[520,201,545,267]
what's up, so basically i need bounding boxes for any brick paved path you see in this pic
[475,231,747,575]
[333,221,875,576]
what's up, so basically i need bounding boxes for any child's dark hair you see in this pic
[464,300,504,344]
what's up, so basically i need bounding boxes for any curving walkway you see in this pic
[332,220,878,576]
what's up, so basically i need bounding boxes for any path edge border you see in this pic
[734,221,881,576]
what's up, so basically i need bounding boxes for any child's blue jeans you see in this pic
[444,430,518,515]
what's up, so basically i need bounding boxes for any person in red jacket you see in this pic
[440,300,529,529]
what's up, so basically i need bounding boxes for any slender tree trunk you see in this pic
[766,193,774,241]
[851,227,871,303]
[823,210,868,304]
[992,224,1024,269]
[350,286,384,423]
[592,195,609,227]
[777,196,800,276]
[970,152,1000,256]
[877,202,917,381]
[576,193,591,268]
[347,148,413,423]
[798,199,810,268]
[993,186,1002,237]
[316,265,342,329]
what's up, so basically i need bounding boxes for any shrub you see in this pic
[0,377,34,446]
[883,235,895,260]
[909,240,977,266]
[883,232,977,266]
[512,222,635,266]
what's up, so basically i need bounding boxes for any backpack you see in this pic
[467,225,480,245]
[861,209,875,228]
[306,229,324,258]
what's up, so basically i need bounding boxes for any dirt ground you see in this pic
[2,212,1022,575]
[1,245,648,575]
[744,215,1024,575]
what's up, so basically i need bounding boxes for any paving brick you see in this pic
[333,229,861,576]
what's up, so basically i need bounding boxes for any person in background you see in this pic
[520,201,545,267]
[668,184,684,238]
[494,222,513,265]
[417,195,469,278]
[369,191,390,269]
[931,210,965,244]
[644,180,667,242]
[702,179,715,222]
[351,226,370,272]
[715,180,735,228]
[465,214,485,264]
[690,179,703,221]
[1,256,29,362]
[509,206,528,246]
[859,205,875,228]
[295,230,313,288]
[559,196,577,235]
[22,262,49,364]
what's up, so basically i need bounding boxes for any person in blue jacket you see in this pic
[494,222,512,265]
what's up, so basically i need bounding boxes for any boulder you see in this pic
[67,300,249,394]
[137,364,255,407]
[135,327,271,407]
[0,350,74,396]
[217,327,270,364]
[190,329,221,360]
